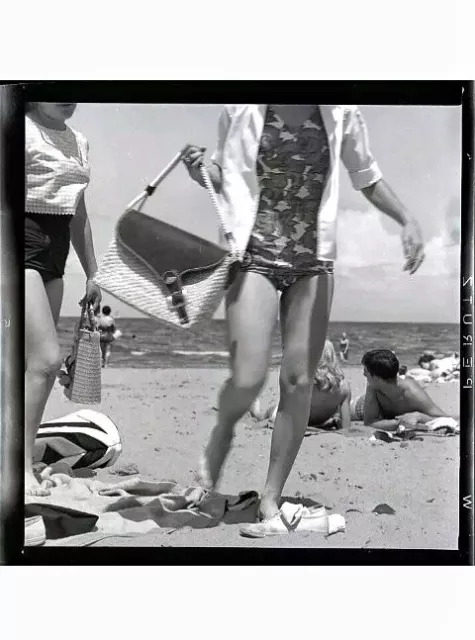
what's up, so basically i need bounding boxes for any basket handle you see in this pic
[79,302,96,332]
[199,164,239,259]
[126,150,187,213]
[125,148,241,259]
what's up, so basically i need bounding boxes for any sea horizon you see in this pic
[60,316,460,325]
[57,317,460,370]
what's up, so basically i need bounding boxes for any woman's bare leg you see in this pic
[260,274,334,519]
[203,271,279,488]
[25,271,63,496]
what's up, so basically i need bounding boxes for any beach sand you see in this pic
[43,365,460,549]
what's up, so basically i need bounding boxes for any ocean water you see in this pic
[57,318,459,370]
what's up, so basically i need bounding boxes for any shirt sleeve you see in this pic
[73,129,89,168]
[82,134,90,165]
[341,106,383,190]
[209,106,232,168]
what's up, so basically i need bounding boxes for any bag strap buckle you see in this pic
[162,270,189,325]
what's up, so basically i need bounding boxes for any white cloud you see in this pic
[336,208,459,279]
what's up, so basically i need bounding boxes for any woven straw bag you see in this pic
[95,151,240,328]
[63,304,102,404]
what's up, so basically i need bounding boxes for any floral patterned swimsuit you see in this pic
[241,106,334,291]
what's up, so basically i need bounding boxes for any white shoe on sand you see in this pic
[25,515,46,547]
[240,502,345,538]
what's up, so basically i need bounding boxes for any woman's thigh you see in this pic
[280,274,334,384]
[25,270,63,366]
[226,270,280,388]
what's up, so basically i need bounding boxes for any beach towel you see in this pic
[25,464,259,546]
[370,417,460,444]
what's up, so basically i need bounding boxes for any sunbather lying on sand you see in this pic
[351,348,456,432]
[251,340,351,430]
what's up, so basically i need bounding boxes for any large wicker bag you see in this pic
[62,304,102,404]
[95,151,240,328]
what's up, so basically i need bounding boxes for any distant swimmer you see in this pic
[97,305,117,368]
[350,349,458,433]
[339,332,350,362]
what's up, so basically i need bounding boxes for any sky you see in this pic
[62,104,461,323]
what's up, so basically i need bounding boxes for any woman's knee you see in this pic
[27,343,62,378]
[279,367,313,397]
[229,369,266,399]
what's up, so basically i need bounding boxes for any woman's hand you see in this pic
[182,144,206,183]
[401,219,425,274]
[80,278,102,312]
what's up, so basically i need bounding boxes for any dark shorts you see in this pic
[25,212,72,283]
[236,250,334,292]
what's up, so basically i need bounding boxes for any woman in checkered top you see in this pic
[25,102,101,497]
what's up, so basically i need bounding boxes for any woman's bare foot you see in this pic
[25,470,51,498]
[198,424,234,490]
[258,496,280,521]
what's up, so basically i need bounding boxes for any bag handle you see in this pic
[125,150,186,213]
[125,149,241,260]
[199,164,239,259]
[79,302,96,332]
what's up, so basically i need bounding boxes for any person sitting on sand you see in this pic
[251,340,352,430]
[352,348,454,431]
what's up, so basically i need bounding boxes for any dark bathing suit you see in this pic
[25,212,72,283]
[239,106,333,291]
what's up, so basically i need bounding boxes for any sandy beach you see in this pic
[43,365,460,549]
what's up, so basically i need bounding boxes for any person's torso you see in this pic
[25,116,90,215]
[98,316,115,331]
[216,105,347,261]
[248,106,330,267]
[375,381,420,417]
[309,385,345,422]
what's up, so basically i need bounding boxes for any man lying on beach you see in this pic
[352,348,457,432]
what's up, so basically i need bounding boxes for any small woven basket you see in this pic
[63,304,102,404]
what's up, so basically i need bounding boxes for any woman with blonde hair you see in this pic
[252,340,352,430]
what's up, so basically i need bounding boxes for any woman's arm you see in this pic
[340,396,351,430]
[341,107,424,275]
[70,194,101,309]
[339,380,352,430]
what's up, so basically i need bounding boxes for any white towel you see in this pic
[426,417,459,433]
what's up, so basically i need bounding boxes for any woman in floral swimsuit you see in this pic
[183,104,424,536]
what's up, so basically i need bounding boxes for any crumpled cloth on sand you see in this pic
[370,416,460,443]
[25,464,259,546]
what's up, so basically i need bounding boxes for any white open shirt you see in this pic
[210,105,383,262]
